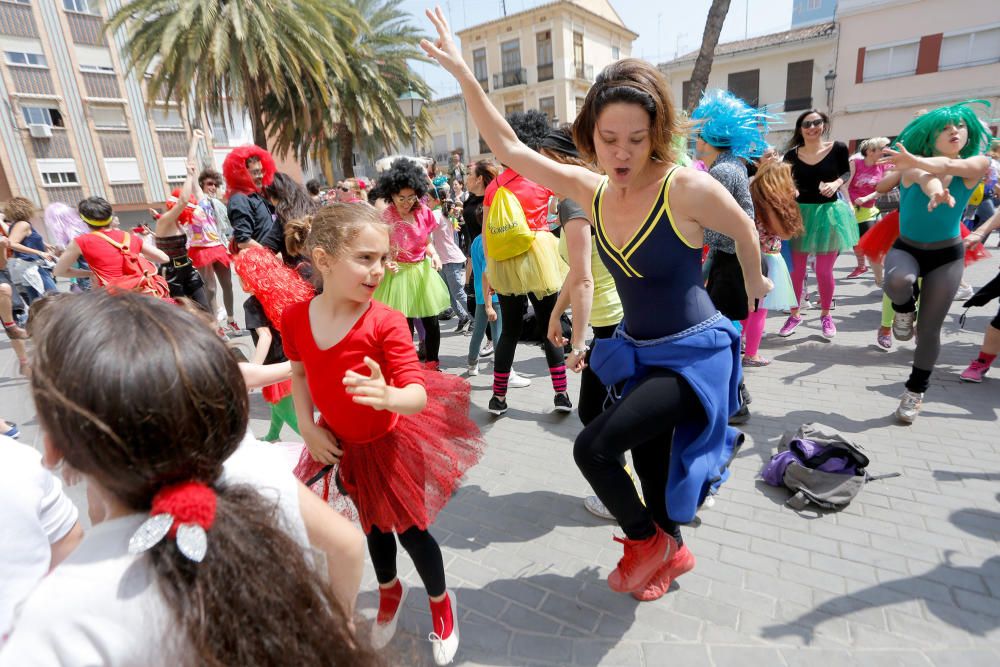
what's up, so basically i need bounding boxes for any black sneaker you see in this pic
[554,392,573,413]
[739,382,752,406]
[488,395,508,416]
[728,404,751,425]
[438,308,455,321]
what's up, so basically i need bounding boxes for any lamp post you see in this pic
[824,70,837,113]
[396,89,425,156]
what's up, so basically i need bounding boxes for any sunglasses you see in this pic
[802,119,825,129]
[394,194,419,203]
[340,186,350,192]
[203,181,218,188]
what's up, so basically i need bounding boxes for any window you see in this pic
[727,69,759,106]
[504,102,524,116]
[612,45,620,60]
[103,158,141,184]
[575,96,586,117]
[452,131,463,154]
[501,39,521,73]
[5,51,47,67]
[473,47,488,89]
[63,0,92,13]
[784,60,813,112]
[41,171,79,185]
[863,42,918,81]
[478,135,490,154]
[151,107,183,129]
[210,112,229,145]
[80,64,115,74]
[807,0,821,9]
[91,105,127,128]
[573,31,584,69]
[21,106,64,127]
[536,31,553,81]
[939,27,1000,70]
[538,96,556,123]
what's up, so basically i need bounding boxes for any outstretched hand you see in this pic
[928,189,955,212]
[344,356,394,411]
[878,142,918,170]
[419,6,467,76]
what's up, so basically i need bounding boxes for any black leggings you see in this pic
[366,526,446,597]
[578,324,619,426]
[494,291,564,374]
[408,316,441,363]
[574,368,704,544]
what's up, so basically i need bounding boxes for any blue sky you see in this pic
[401,0,793,99]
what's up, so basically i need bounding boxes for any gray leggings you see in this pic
[884,237,964,392]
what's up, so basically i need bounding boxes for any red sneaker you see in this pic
[607,526,673,593]
[631,544,695,601]
[846,265,868,279]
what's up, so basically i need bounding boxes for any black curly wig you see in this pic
[369,158,431,203]
[507,109,551,152]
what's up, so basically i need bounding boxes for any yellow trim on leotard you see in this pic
[662,168,700,249]
[592,178,640,278]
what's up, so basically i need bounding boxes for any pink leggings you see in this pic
[742,307,768,357]
[792,251,838,311]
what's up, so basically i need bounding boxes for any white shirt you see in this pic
[0,438,79,636]
[0,436,308,666]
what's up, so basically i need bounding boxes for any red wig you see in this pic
[222,145,277,197]
[232,246,314,330]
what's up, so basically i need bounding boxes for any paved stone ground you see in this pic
[2,252,999,666]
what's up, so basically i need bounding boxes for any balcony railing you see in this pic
[112,183,147,205]
[157,130,188,157]
[537,63,554,82]
[493,68,526,89]
[0,0,37,37]
[783,96,813,113]
[574,63,594,81]
[31,129,73,159]
[45,185,85,205]
[98,130,135,158]
[82,71,121,99]
[66,11,106,46]
[9,66,54,95]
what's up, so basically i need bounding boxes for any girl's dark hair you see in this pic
[29,291,376,667]
[305,178,322,196]
[786,109,831,152]
[369,158,431,202]
[264,172,319,224]
[573,58,686,165]
[472,160,498,188]
[78,196,113,223]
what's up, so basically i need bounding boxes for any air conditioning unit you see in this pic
[29,124,52,138]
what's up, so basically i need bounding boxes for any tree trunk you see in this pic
[338,124,355,178]
[686,0,732,112]
[246,82,269,149]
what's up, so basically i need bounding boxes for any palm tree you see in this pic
[685,0,732,111]
[107,0,358,149]
[265,0,432,178]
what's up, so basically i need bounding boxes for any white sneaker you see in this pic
[954,284,974,301]
[508,371,531,388]
[429,591,459,665]
[584,495,614,520]
[892,311,916,341]
[895,390,923,424]
[371,585,407,650]
[467,361,479,376]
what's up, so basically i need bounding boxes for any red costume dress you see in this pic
[283,299,483,532]
[75,230,168,298]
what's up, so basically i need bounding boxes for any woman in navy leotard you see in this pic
[422,9,772,602]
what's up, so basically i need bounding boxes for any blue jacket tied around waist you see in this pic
[589,313,744,523]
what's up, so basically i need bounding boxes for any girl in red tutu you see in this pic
[282,203,482,666]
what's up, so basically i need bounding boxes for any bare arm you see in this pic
[49,522,84,571]
[8,222,50,259]
[876,169,902,194]
[140,237,169,264]
[882,144,989,183]
[552,218,593,352]
[53,240,92,279]
[239,360,292,390]
[187,130,206,201]
[843,160,858,203]
[910,169,956,211]
[251,327,272,366]
[420,8,599,206]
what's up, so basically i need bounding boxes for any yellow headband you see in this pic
[82,215,112,227]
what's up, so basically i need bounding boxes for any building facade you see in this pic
[832,0,1000,144]
[791,0,836,28]
[452,0,637,161]
[658,22,838,150]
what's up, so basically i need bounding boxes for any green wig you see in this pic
[893,100,992,158]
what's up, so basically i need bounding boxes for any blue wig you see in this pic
[691,89,772,160]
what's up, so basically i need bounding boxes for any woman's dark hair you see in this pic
[77,196,113,225]
[197,168,222,189]
[264,172,319,224]
[786,109,831,152]
[305,178,322,196]
[369,158,431,202]
[507,109,551,151]
[29,291,376,667]
[472,160,498,188]
[573,58,686,165]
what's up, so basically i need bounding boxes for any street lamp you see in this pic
[824,70,837,112]
[396,89,425,156]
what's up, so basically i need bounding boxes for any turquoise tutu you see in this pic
[762,252,796,310]
[374,258,450,318]
[793,201,859,254]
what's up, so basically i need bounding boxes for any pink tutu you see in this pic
[189,244,231,268]
[294,370,483,533]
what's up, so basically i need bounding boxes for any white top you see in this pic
[0,436,308,666]
[0,438,80,637]
[432,208,467,265]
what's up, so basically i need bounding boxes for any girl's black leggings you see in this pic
[573,368,704,545]
[366,526,446,597]
[408,316,441,363]
[494,291,565,374]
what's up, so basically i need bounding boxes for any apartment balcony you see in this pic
[9,66,54,95]
[31,129,73,159]
[66,10,106,46]
[493,68,527,89]
[574,63,594,81]
[98,130,136,158]
[0,0,37,37]
[537,63,554,82]
[82,71,122,99]
[112,183,147,205]
[156,130,188,157]
[783,96,813,113]
[45,185,85,205]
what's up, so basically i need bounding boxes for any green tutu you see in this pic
[793,201,860,254]
[374,258,450,318]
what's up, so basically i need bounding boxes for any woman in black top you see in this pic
[778,109,858,340]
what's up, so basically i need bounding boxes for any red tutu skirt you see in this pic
[856,211,990,267]
[293,370,483,533]
[262,379,292,404]
[189,244,231,269]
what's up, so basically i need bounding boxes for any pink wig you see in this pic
[43,202,89,248]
